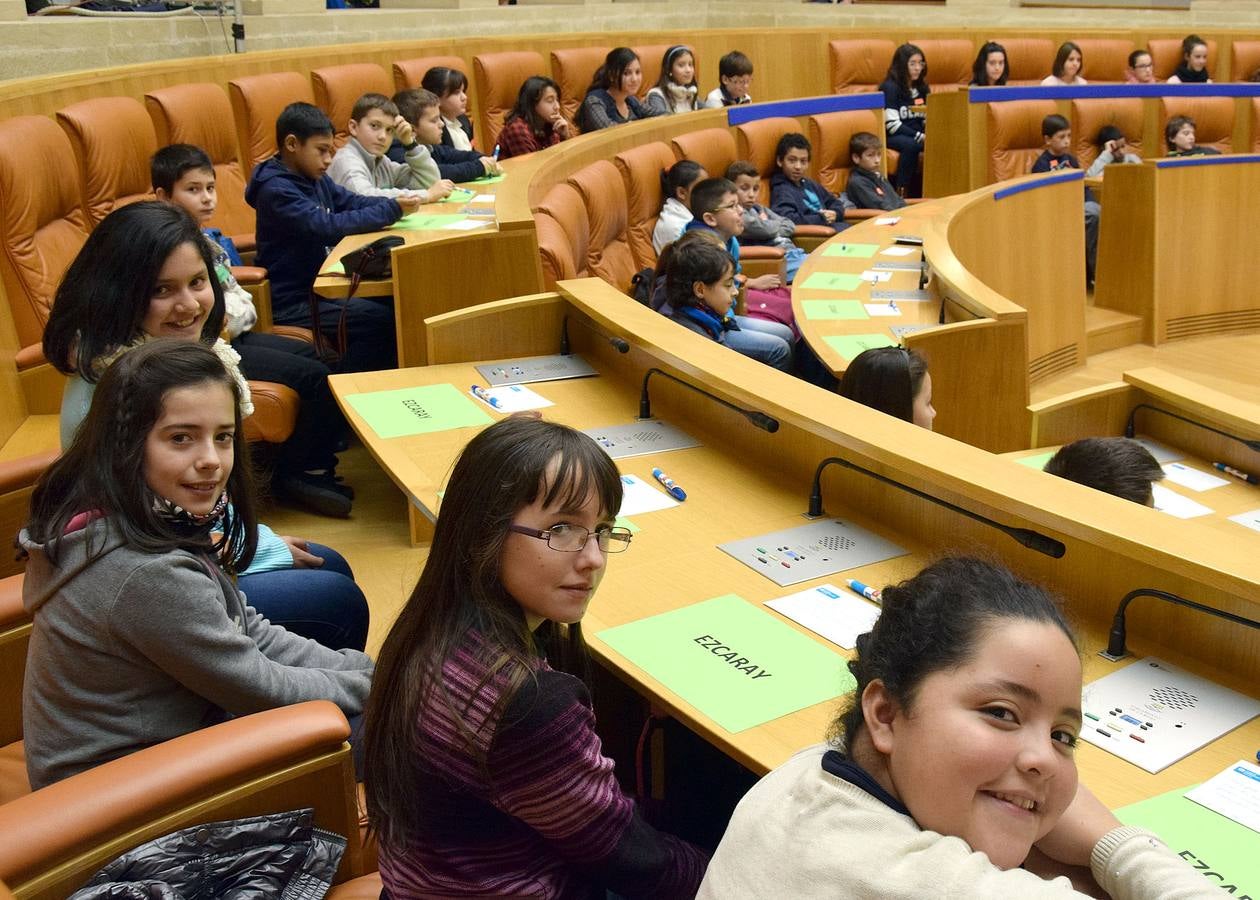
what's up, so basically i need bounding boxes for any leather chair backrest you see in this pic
[829,39,896,94]
[551,47,609,127]
[310,63,393,150]
[994,38,1055,85]
[808,109,888,196]
[986,99,1058,183]
[567,160,636,293]
[734,117,800,203]
[670,128,737,186]
[144,83,255,242]
[1159,96,1233,154]
[393,55,466,92]
[910,38,974,93]
[56,97,156,229]
[1148,37,1218,81]
[229,72,315,169]
[1070,98,1144,170]
[1232,41,1260,81]
[613,141,678,270]
[1072,39,1135,83]
[473,51,547,153]
[534,211,577,289]
[1253,98,1260,153]
[0,116,90,351]
[535,182,590,280]
[632,44,675,101]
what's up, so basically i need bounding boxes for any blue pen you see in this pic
[492,143,501,162]
[651,467,686,501]
[470,385,501,408]
[845,578,882,605]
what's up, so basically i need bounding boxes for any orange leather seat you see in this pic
[229,72,316,170]
[808,109,890,198]
[1073,38,1135,83]
[995,38,1055,86]
[1070,98,1144,170]
[829,39,896,94]
[392,54,466,92]
[535,211,578,289]
[311,63,393,150]
[145,82,257,252]
[0,573,30,805]
[56,97,157,228]
[613,141,678,270]
[632,44,674,102]
[910,38,974,93]
[671,128,737,185]
[1231,41,1260,81]
[535,182,590,288]
[0,116,91,371]
[1148,37,1218,82]
[986,99,1058,183]
[734,116,799,202]
[1158,96,1233,154]
[0,451,58,579]
[567,161,637,293]
[551,46,609,128]
[472,51,547,153]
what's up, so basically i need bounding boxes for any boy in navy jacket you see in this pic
[1030,114,1100,286]
[247,102,420,372]
[387,88,501,184]
[769,133,852,229]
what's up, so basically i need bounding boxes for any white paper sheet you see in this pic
[616,474,680,516]
[469,384,553,412]
[1186,761,1260,834]
[1161,462,1230,492]
[863,302,901,317]
[443,218,492,230]
[879,245,918,257]
[859,270,892,283]
[1151,483,1214,519]
[469,193,497,203]
[1228,509,1260,533]
[873,216,901,225]
[1132,435,1183,464]
[765,583,880,650]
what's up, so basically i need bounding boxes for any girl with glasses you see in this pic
[363,416,706,898]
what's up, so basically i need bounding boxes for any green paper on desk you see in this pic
[1117,787,1259,895]
[440,188,476,203]
[615,516,640,534]
[798,271,863,292]
[822,242,880,259]
[390,213,467,230]
[472,173,506,184]
[344,383,492,439]
[1016,451,1055,470]
[324,261,345,275]
[596,594,851,733]
[801,299,869,321]
[824,332,898,361]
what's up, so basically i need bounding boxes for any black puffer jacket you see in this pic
[70,808,346,899]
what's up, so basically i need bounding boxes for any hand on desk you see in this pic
[480,156,503,176]
[397,195,425,215]
[425,179,457,203]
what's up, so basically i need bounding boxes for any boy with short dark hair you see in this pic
[1045,437,1165,506]
[388,88,501,183]
[844,132,906,212]
[769,133,852,229]
[153,142,352,515]
[329,92,453,202]
[725,160,807,283]
[704,51,753,108]
[1031,114,1100,286]
[246,101,421,373]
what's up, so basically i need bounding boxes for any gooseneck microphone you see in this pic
[1124,404,1260,454]
[1101,588,1260,661]
[560,315,630,356]
[806,456,1066,558]
[639,368,779,433]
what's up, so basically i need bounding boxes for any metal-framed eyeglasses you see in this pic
[507,523,633,553]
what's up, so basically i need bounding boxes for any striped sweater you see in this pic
[379,633,708,899]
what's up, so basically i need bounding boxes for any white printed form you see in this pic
[616,475,679,516]
[1161,462,1229,492]
[765,583,880,650]
[1152,484,1213,519]
[1186,761,1260,835]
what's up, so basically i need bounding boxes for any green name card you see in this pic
[801,299,869,321]
[597,594,852,733]
[1015,451,1055,470]
[390,213,468,231]
[344,383,492,439]
[798,271,864,292]
[823,332,898,361]
[822,242,880,259]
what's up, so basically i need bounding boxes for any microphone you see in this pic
[560,315,630,355]
[806,456,1066,558]
[639,367,780,433]
[1101,588,1260,661]
[1124,403,1260,454]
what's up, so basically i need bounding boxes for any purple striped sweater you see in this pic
[379,632,708,899]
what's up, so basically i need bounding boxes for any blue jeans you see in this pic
[724,316,794,371]
[238,542,370,651]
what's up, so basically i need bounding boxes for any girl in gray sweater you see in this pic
[19,341,372,790]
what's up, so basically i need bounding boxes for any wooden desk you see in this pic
[330,279,1260,810]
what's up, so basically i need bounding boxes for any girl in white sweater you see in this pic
[700,557,1222,899]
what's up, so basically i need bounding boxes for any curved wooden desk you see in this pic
[330,278,1260,806]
